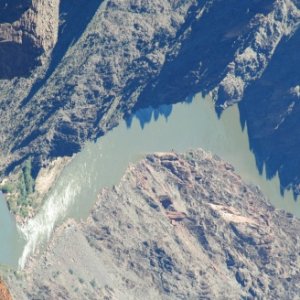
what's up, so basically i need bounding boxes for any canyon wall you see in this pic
[0,0,300,206]
[7,150,300,299]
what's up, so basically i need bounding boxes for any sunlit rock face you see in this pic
[8,150,300,299]
[0,0,59,78]
[0,0,300,198]
[134,0,300,195]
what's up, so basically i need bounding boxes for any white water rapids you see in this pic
[0,94,296,269]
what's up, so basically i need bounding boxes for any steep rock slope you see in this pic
[0,0,59,78]
[238,27,300,196]
[0,279,12,300]
[137,0,300,194]
[8,150,300,299]
[0,0,195,177]
[1,0,300,206]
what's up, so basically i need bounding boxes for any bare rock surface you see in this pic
[7,150,300,299]
[0,279,12,300]
[1,0,300,199]
[0,0,59,78]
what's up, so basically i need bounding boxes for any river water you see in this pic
[0,193,25,268]
[0,93,298,269]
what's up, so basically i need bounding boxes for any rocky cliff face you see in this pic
[238,27,300,196]
[0,279,12,300]
[7,150,300,299]
[0,0,59,78]
[0,0,300,206]
[135,0,300,195]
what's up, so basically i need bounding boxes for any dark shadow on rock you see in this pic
[0,1,43,79]
[238,28,300,197]
[21,0,103,107]
[0,0,31,23]
[4,154,30,176]
[0,40,42,79]
[134,0,275,111]
[131,0,300,197]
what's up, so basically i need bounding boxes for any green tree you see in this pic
[0,183,13,194]
[23,159,34,194]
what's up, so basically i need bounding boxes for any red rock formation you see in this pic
[0,279,13,300]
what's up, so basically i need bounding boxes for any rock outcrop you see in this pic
[0,279,12,300]
[1,0,300,206]
[0,0,59,78]
[7,150,300,299]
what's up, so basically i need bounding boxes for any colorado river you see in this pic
[0,193,25,268]
[0,93,297,269]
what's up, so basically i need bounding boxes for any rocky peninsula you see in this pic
[5,149,300,299]
[1,1,300,221]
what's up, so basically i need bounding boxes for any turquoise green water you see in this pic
[0,93,297,269]
[0,193,25,268]
[66,94,296,219]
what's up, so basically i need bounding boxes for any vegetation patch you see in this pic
[0,158,36,219]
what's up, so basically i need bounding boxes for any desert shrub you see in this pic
[0,183,14,194]
[23,159,34,194]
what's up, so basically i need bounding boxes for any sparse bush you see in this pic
[52,271,60,279]
[23,159,34,194]
[0,183,14,194]
[16,158,36,213]
[90,279,97,288]
[20,206,28,218]
[19,172,27,201]
[78,277,84,284]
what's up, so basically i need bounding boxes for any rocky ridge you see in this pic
[7,150,300,299]
[0,0,59,78]
[1,0,300,203]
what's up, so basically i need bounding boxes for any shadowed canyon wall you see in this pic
[0,0,300,198]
